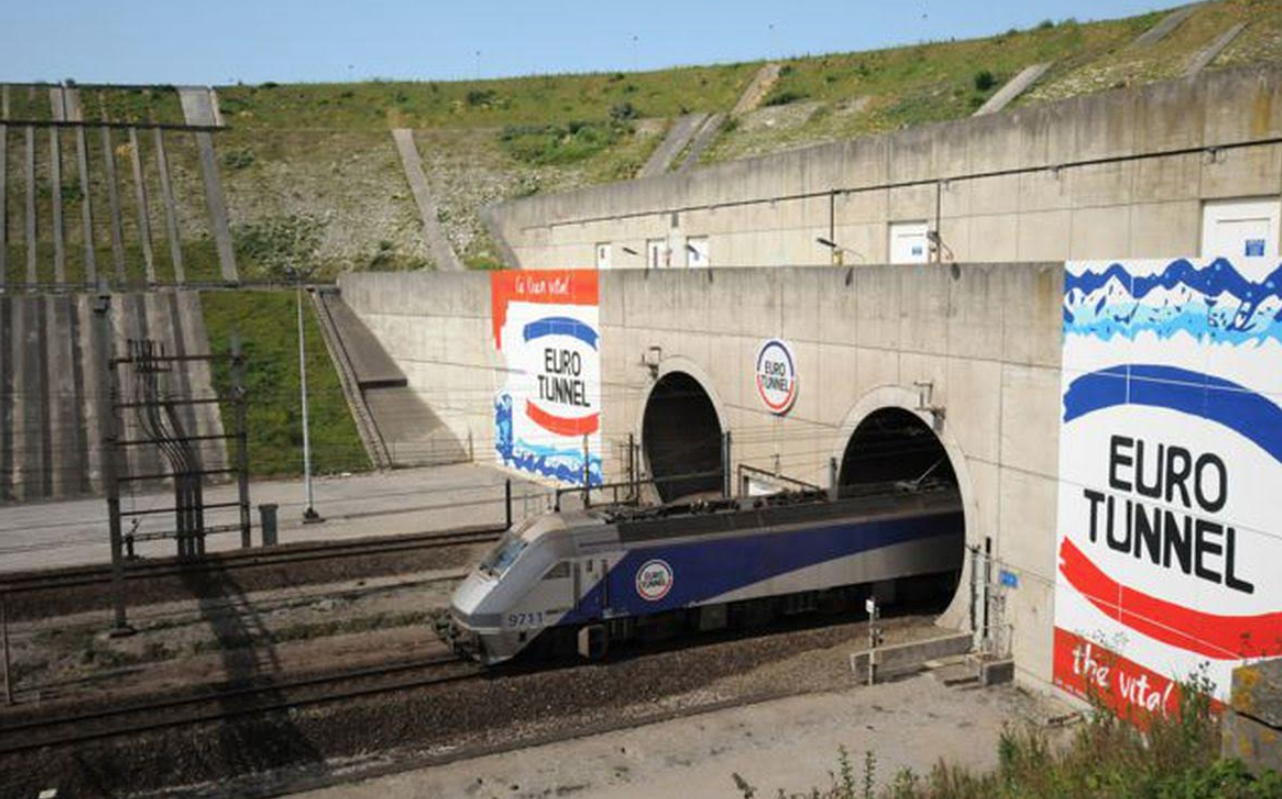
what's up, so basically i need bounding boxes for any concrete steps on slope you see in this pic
[392,128,464,272]
[678,113,727,172]
[732,63,783,116]
[1132,5,1197,47]
[312,289,466,469]
[638,113,710,178]
[973,63,1052,116]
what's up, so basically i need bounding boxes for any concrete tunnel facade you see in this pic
[338,262,1063,691]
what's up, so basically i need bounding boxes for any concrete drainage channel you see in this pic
[850,632,1015,688]
[0,615,1002,799]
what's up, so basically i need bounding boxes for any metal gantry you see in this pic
[97,297,250,630]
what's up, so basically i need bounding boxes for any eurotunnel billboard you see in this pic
[1054,257,1282,717]
[491,269,603,486]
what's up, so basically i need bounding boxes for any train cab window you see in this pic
[480,530,528,576]
[542,562,571,580]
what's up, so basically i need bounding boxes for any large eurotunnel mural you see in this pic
[1055,257,1282,717]
[491,269,603,486]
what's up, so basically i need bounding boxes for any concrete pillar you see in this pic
[175,290,227,474]
[153,129,184,283]
[24,126,36,286]
[1,121,7,289]
[46,295,79,495]
[74,126,96,286]
[161,291,200,471]
[78,293,106,493]
[11,298,47,499]
[49,127,65,283]
[194,131,238,283]
[67,295,91,494]
[100,126,127,284]
[0,297,12,500]
[127,127,155,284]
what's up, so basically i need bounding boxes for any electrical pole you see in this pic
[295,270,322,524]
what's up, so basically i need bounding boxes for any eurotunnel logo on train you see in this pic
[491,270,603,486]
[635,559,674,602]
[755,338,798,415]
[1053,257,1282,720]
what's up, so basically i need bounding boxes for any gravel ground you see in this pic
[3,537,486,622]
[292,673,1070,799]
[2,562,475,709]
[0,613,979,799]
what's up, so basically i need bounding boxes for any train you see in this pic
[437,482,964,665]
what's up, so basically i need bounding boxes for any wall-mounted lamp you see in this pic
[622,246,640,256]
[926,230,955,264]
[642,345,663,378]
[816,237,866,266]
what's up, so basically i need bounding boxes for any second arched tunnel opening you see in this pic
[838,407,965,614]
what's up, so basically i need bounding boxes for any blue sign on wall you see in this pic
[999,569,1019,589]
[1245,239,1266,257]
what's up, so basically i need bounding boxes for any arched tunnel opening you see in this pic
[838,407,965,614]
[642,372,723,503]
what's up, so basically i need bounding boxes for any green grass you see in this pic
[201,289,368,478]
[703,12,1165,162]
[214,64,760,132]
[498,120,630,166]
[4,239,224,287]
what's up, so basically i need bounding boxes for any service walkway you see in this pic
[0,463,550,573]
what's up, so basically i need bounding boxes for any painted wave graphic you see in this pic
[1062,364,1282,464]
[495,394,603,486]
[1063,258,1282,344]
[523,316,599,349]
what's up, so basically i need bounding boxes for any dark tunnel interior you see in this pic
[838,407,957,490]
[838,407,963,610]
[642,372,724,503]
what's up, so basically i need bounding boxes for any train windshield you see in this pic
[479,522,533,576]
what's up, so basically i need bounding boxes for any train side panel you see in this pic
[561,510,962,623]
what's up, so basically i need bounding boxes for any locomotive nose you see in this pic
[450,570,493,617]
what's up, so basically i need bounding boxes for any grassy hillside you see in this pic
[7,0,1282,282]
[201,290,368,478]
[215,64,759,131]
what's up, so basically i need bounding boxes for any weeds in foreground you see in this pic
[735,676,1282,799]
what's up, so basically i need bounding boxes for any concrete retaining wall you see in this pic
[339,262,1065,693]
[0,290,225,503]
[489,65,1282,269]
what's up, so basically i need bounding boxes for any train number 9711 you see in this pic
[506,611,545,629]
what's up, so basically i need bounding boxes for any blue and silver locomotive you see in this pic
[440,484,963,664]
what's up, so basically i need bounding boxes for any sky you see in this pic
[3,0,1171,86]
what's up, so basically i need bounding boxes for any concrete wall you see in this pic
[340,263,1064,692]
[0,290,225,503]
[490,65,1282,270]
[339,272,501,462]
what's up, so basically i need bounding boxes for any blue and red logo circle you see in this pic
[755,339,797,414]
[635,559,674,601]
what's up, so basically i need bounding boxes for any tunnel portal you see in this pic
[642,372,723,503]
[838,407,964,611]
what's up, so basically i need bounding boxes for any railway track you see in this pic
[0,653,484,757]
[0,527,503,596]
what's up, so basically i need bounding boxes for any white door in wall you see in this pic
[595,243,612,270]
[889,221,929,264]
[686,237,710,268]
[647,238,668,269]
[1201,198,1281,276]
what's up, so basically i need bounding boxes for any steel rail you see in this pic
[0,655,482,756]
[0,527,502,595]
